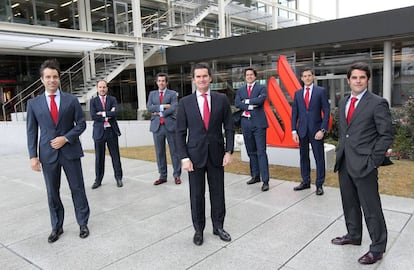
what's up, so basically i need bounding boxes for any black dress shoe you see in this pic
[91,182,101,189]
[331,235,361,245]
[293,182,311,191]
[316,186,324,195]
[261,182,269,192]
[48,227,64,243]
[79,225,89,239]
[116,179,123,187]
[193,231,203,246]
[246,176,261,185]
[213,228,231,242]
[358,251,383,264]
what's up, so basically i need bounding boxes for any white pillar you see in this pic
[132,0,147,119]
[383,41,392,105]
[218,0,226,38]
[272,4,278,29]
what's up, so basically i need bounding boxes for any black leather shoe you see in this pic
[193,231,203,246]
[48,227,64,243]
[316,186,324,195]
[358,251,383,264]
[246,176,261,185]
[91,182,101,189]
[261,182,269,192]
[213,228,231,242]
[331,235,361,245]
[293,182,311,191]
[116,179,123,187]
[79,225,89,239]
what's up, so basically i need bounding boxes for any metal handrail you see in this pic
[2,54,91,121]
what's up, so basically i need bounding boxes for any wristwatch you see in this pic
[321,129,327,133]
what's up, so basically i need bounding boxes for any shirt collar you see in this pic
[45,89,60,97]
[196,90,210,97]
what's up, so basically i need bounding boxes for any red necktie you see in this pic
[304,87,310,109]
[159,91,164,124]
[245,85,252,116]
[347,97,358,124]
[202,93,210,130]
[50,94,58,125]
[101,96,109,127]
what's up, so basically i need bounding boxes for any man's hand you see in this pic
[50,136,67,149]
[163,104,171,109]
[182,159,194,172]
[314,130,325,140]
[30,157,41,172]
[222,152,232,166]
[292,133,299,143]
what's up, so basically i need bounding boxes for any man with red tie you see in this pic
[291,68,330,196]
[176,62,234,246]
[332,62,393,265]
[235,67,270,192]
[147,73,181,185]
[90,80,123,189]
[26,59,90,243]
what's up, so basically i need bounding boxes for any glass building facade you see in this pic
[0,1,413,120]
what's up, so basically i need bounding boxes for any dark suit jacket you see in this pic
[176,91,234,168]
[147,89,178,133]
[291,85,330,137]
[26,91,86,164]
[334,91,393,178]
[90,95,121,141]
[235,83,268,129]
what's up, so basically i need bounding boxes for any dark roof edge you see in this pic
[166,6,414,64]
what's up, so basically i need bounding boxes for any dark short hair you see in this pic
[244,67,257,77]
[347,62,371,80]
[40,59,61,77]
[192,62,211,78]
[156,72,169,83]
[301,67,314,76]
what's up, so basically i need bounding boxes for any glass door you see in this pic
[114,1,129,35]
[315,74,349,109]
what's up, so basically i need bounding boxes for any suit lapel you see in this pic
[57,92,69,126]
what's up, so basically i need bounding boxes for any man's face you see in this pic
[156,76,167,90]
[40,68,60,93]
[245,70,256,84]
[193,68,211,93]
[301,70,314,86]
[348,69,369,96]
[97,81,108,96]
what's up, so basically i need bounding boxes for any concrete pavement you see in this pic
[1,152,414,270]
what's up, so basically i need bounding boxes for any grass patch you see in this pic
[111,146,414,198]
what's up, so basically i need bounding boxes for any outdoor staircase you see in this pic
[72,57,135,104]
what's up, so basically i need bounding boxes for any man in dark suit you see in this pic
[147,73,181,185]
[291,68,330,195]
[26,59,90,243]
[90,80,123,189]
[235,67,270,192]
[176,62,234,246]
[331,62,393,265]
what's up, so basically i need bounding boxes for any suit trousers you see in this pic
[42,153,90,230]
[338,159,387,253]
[299,134,325,187]
[94,128,123,183]
[152,124,181,178]
[241,117,269,182]
[188,159,226,232]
